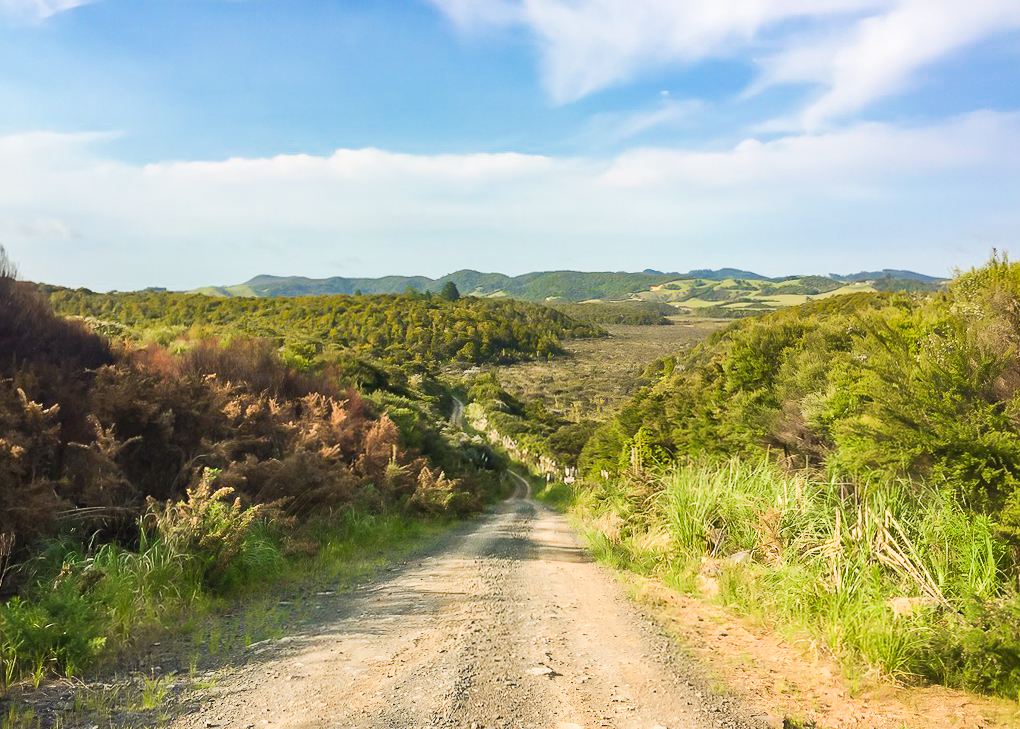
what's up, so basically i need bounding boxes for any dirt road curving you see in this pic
[170,475,763,729]
[450,396,465,427]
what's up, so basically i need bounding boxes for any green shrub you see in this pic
[922,598,1020,698]
[0,593,105,686]
[582,257,1020,532]
[144,468,277,590]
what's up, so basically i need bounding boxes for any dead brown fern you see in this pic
[407,466,456,515]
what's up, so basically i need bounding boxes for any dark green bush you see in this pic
[582,258,1020,527]
[923,599,1020,698]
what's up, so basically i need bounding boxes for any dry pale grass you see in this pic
[632,528,674,555]
[592,510,626,543]
[494,319,725,421]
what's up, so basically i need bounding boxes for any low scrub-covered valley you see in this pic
[4,252,1020,729]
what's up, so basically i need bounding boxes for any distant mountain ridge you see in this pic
[830,269,945,283]
[191,268,945,302]
[193,269,680,301]
[681,268,771,281]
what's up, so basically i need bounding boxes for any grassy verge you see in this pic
[0,494,464,699]
[566,457,1020,699]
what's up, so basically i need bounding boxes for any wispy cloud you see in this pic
[426,0,521,30]
[0,0,99,23]
[575,98,704,147]
[428,0,1020,126]
[759,0,1020,129]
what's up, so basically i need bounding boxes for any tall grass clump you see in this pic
[576,457,1017,692]
[143,468,284,591]
[0,473,281,691]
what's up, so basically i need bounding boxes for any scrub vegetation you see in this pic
[3,247,1015,709]
[42,286,603,368]
[563,254,1020,698]
[458,254,1020,700]
[546,301,678,326]
[2,246,609,691]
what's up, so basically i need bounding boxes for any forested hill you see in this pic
[581,262,1020,513]
[830,268,945,283]
[563,257,1020,700]
[191,267,946,303]
[43,287,603,366]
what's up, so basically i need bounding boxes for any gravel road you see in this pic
[450,396,465,427]
[170,474,764,729]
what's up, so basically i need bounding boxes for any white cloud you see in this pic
[141,148,560,185]
[0,130,118,161]
[764,0,1020,129]
[429,0,891,102]
[0,0,99,22]
[429,0,1020,125]
[425,0,521,30]
[0,114,1016,288]
[601,111,1020,189]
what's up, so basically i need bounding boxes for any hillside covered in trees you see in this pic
[43,287,603,368]
[563,256,1020,699]
[194,270,678,302]
[581,266,1020,510]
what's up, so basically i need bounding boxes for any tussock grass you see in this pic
[574,457,1018,693]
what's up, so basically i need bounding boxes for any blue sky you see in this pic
[1,0,1018,290]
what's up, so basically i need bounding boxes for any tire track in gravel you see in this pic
[169,474,764,729]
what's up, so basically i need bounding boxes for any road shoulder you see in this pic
[611,571,1020,729]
